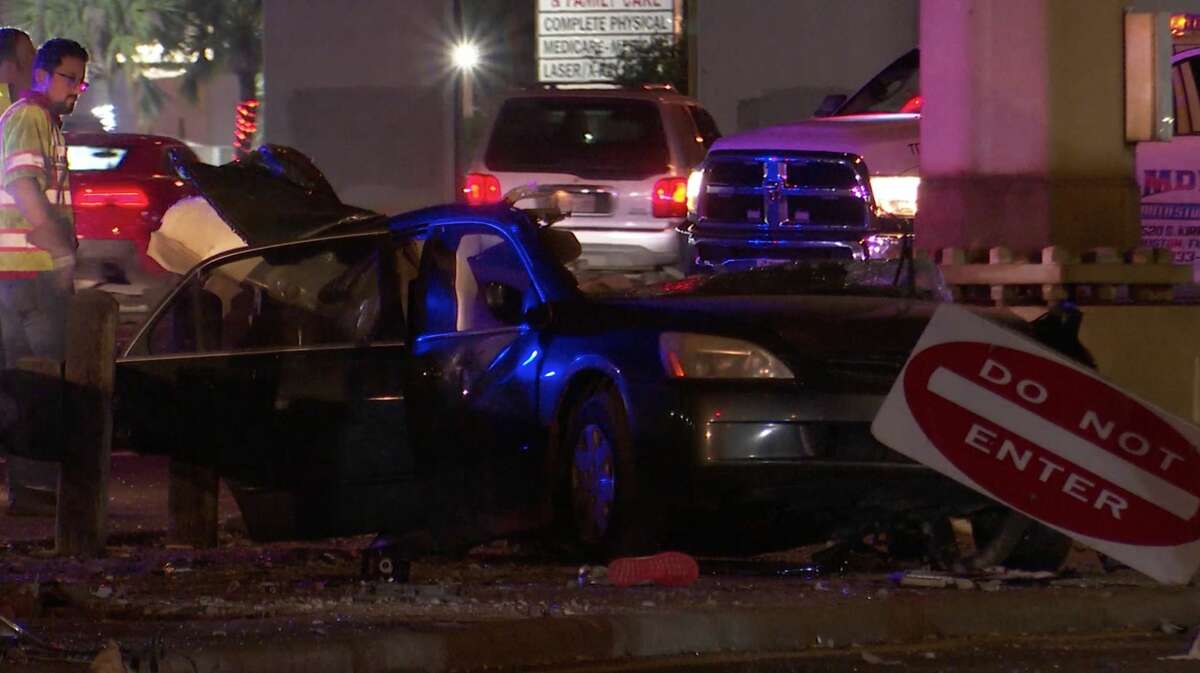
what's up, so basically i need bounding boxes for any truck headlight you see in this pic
[660,333,794,380]
[686,168,704,215]
[870,176,920,217]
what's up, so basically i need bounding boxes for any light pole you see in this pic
[451,40,481,186]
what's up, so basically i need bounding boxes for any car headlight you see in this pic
[870,176,920,217]
[686,168,704,215]
[659,332,794,380]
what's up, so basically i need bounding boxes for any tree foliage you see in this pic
[7,0,183,125]
[171,0,262,103]
[609,35,688,94]
[7,0,262,132]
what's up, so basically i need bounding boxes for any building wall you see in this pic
[146,74,240,163]
[262,0,457,214]
[694,1,919,134]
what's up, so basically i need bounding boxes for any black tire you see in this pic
[560,380,650,559]
[971,508,1072,571]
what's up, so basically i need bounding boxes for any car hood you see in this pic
[170,144,379,247]
[709,114,920,176]
[593,294,1025,389]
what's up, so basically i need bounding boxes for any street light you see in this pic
[451,42,481,71]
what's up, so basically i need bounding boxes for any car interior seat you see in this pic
[407,236,458,337]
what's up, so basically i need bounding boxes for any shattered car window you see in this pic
[146,235,386,354]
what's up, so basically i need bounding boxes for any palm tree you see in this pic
[7,0,183,130]
[172,0,262,155]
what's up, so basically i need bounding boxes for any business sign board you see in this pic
[871,304,1200,584]
[537,0,680,83]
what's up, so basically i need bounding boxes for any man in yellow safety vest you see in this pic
[0,38,88,515]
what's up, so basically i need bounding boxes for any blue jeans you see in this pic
[0,272,68,509]
[0,272,68,367]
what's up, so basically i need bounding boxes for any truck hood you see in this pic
[711,114,920,176]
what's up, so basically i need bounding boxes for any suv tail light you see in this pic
[462,173,502,206]
[652,177,688,218]
[74,185,150,209]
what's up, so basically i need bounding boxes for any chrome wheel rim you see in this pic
[571,422,615,543]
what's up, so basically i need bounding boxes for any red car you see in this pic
[67,132,198,273]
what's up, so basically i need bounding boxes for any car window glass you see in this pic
[66,146,128,171]
[687,105,721,150]
[1173,57,1200,135]
[837,49,919,116]
[145,235,386,354]
[484,97,669,180]
[409,227,533,335]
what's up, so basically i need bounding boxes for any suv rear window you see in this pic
[485,97,669,180]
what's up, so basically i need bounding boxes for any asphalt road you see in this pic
[532,632,1200,673]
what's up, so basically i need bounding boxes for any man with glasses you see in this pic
[0,38,88,515]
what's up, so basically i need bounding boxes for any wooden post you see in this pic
[168,459,219,548]
[10,357,62,516]
[56,289,117,557]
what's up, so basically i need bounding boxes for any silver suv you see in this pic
[465,85,720,271]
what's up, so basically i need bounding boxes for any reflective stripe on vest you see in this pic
[0,188,72,206]
[4,151,42,172]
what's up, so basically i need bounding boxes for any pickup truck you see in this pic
[686,43,1200,280]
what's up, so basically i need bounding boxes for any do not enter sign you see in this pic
[872,305,1200,584]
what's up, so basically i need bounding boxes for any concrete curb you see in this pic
[157,586,1200,673]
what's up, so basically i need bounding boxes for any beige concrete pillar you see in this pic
[917,0,1140,257]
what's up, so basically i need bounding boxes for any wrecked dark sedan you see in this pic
[115,158,1088,569]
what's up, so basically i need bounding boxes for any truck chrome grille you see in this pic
[697,151,872,230]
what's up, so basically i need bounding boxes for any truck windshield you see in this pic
[837,49,920,116]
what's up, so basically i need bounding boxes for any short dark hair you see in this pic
[0,28,31,66]
[34,38,88,73]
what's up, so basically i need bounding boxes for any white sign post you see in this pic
[871,304,1200,584]
[536,0,680,83]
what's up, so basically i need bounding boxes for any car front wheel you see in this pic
[562,380,650,558]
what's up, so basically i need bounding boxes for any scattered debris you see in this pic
[895,571,956,589]
[577,565,609,587]
[1160,619,1187,635]
[1163,630,1200,661]
[861,650,901,665]
[88,640,127,673]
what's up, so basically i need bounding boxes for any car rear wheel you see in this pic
[562,380,650,558]
[970,508,1072,571]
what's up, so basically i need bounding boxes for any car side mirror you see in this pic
[813,94,847,117]
[483,281,524,325]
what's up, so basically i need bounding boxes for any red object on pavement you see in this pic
[608,551,699,588]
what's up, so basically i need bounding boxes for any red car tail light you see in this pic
[462,173,502,206]
[652,177,688,218]
[74,185,150,209]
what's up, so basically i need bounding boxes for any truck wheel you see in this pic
[970,508,1071,571]
[562,380,651,558]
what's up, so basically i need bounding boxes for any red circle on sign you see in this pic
[903,342,1200,546]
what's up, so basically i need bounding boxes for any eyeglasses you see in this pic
[52,71,88,93]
